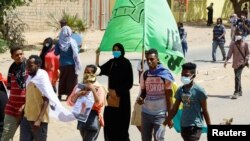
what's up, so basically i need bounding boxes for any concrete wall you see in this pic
[15,0,83,31]
[15,0,234,31]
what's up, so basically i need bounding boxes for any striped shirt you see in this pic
[5,73,26,117]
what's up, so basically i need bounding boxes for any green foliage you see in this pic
[0,39,8,53]
[1,11,29,49]
[0,0,32,53]
[47,10,87,33]
[0,0,32,24]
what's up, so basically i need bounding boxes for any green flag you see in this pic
[99,0,185,74]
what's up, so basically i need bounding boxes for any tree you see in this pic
[0,0,32,51]
[0,0,32,25]
[230,0,249,16]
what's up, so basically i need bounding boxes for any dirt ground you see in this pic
[0,25,250,141]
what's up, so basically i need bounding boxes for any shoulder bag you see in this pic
[107,62,120,107]
[236,43,249,68]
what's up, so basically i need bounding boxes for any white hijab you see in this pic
[58,26,82,75]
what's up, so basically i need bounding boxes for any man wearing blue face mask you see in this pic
[212,18,226,62]
[164,62,211,141]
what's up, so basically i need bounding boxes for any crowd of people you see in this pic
[0,3,250,141]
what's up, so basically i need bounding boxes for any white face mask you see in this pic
[235,35,242,41]
[45,43,50,47]
[181,76,193,85]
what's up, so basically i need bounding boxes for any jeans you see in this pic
[79,127,100,141]
[212,41,226,61]
[1,114,20,141]
[20,117,48,141]
[181,126,202,141]
[234,65,244,94]
[77,110,101,141]
[182,41,188,57]
[141,112,166,141]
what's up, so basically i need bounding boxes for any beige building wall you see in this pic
[172,0,233,22]
[15,0,83,31]
[207,0,222,18]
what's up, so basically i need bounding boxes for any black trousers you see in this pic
[181,126,202,141]
[234,65,244,94]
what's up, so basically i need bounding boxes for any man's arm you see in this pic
[137,89,146,105]
[164,81,173,126]
[201,99,211,125]
[219,26,226,39]
[163,99,181,127]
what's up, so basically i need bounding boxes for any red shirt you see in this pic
[5,74,26,117]
[44,49,59,86]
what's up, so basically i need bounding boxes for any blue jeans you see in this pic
[77,110,101,141]
[141,112,166,141]
[79,126,100,141]
[20,117,48,141]
[182,41,188,56]
[212,41,226,61]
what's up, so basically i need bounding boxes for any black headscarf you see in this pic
[40,37,54,69]
[112,43,125,58]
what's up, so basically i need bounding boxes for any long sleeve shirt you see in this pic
[226,41,249,69]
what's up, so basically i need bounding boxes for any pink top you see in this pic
[44,48,59,86]
[227,41,249,69]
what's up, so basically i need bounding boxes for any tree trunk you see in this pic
[230,0,250,16]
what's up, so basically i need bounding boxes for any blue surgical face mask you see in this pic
[113,51,121,58]
[181,75,193,85]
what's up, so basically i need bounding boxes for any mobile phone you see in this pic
[77,83,86,90]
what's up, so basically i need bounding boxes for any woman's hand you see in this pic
[85,83,96,92]
[77,90,88,96]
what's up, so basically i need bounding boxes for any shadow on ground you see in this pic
[207,95,232,99]
[193,59,226,64]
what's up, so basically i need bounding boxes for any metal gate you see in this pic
[83,0,110,30]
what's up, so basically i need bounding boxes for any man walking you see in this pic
[224,31,249,99]
[212,18,226,62]
[137,49,174,141]
[1,47,27,141]
[20,55,51,141]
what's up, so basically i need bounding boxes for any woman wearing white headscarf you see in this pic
[54,24,82,101]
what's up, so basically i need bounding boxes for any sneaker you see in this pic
[238,92,242,96]
[231,92,240,99]
[231,95,238,99]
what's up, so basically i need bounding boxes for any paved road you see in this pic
[6,26,249,141]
